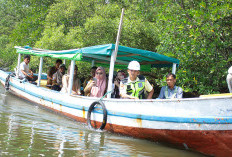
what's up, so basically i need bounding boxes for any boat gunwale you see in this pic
[1,71,232,103]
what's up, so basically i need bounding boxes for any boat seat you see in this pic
[36,79,50,89]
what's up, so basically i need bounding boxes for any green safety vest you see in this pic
[122,75,145,99]
[165,86,178,99]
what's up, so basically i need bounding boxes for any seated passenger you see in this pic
[111,70,126,98]
[227,66,232,93]
[47,59,62,86]
[52,64,66,91]
[120,61,154,99]
[19,55,38,82]
[84,67,107,97]
[83,66,97,89]
[61,65,81,95]
[158,73,183,99]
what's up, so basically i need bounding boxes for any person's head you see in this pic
[166,73,176,89]
[91,66,97,77]
[95,67,106,80]
[127,61,140,81]
[24,55,31,64]
[68,65,78,76]
[116,70,126,81]
[59,64,67,74]
[55,59,62,69]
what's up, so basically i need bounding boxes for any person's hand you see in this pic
[91,80,97,87]
[129,96,139,99]
[28,74,33,79]
[114,80,120,87]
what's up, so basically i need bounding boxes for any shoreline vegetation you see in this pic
[0,0,231,96]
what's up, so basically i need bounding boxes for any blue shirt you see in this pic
[158,86,183,99]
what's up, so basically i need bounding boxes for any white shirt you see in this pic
[19,61,29,78]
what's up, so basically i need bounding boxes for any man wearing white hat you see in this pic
[120,61,154,99]
[227,66,232,93]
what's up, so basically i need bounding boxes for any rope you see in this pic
[99,90,112,101]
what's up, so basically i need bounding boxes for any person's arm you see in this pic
[176,87,183,98]
[60,75,68,93]
[114,80,120,88]
[120,93,139,99]
[47,67,53,80]
[84,80,94,94]
[52,73,58,85]
[21,69,33,78]
[73,79,81,95]
[29,69,33,76]
[147,88,154,99]
[144,78,154,99]
[77,79,81,95]
[157,87,165,99]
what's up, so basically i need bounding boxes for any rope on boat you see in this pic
[100,90,112,101]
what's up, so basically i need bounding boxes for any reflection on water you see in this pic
[0,84,205,157]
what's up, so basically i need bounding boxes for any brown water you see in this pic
[0,85,206,157]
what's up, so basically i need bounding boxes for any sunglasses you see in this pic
[96,72,103,75]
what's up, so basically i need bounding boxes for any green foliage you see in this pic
[0,0,55,68]
[152,0,232,94]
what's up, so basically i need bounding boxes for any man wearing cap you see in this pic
[52,64,66,91]
[227,66,232,93]
[120,61,154,99]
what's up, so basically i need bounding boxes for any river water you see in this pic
[0,84,206,157]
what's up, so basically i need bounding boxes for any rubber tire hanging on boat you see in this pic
[5,73,14,91]
[87,101,107,130]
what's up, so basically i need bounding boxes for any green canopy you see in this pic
[15,46,82,61]
[15,44,179,71]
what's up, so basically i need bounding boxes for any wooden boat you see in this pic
[1,43,232,157]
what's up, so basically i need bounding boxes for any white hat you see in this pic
[128,61,140,70]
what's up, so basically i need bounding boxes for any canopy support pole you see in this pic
[172,63,177,74]
[63,59,66,65]
[107,8,124,98]
[37,57,43,87]
[91,60,95,67]
[17,53,21,78]
[68,60,75,95]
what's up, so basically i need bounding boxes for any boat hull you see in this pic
[1,70,232,157]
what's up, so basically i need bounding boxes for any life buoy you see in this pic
[87,101,107,130]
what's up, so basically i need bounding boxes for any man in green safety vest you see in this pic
[120,61,154,99]
[158,73,183,99]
